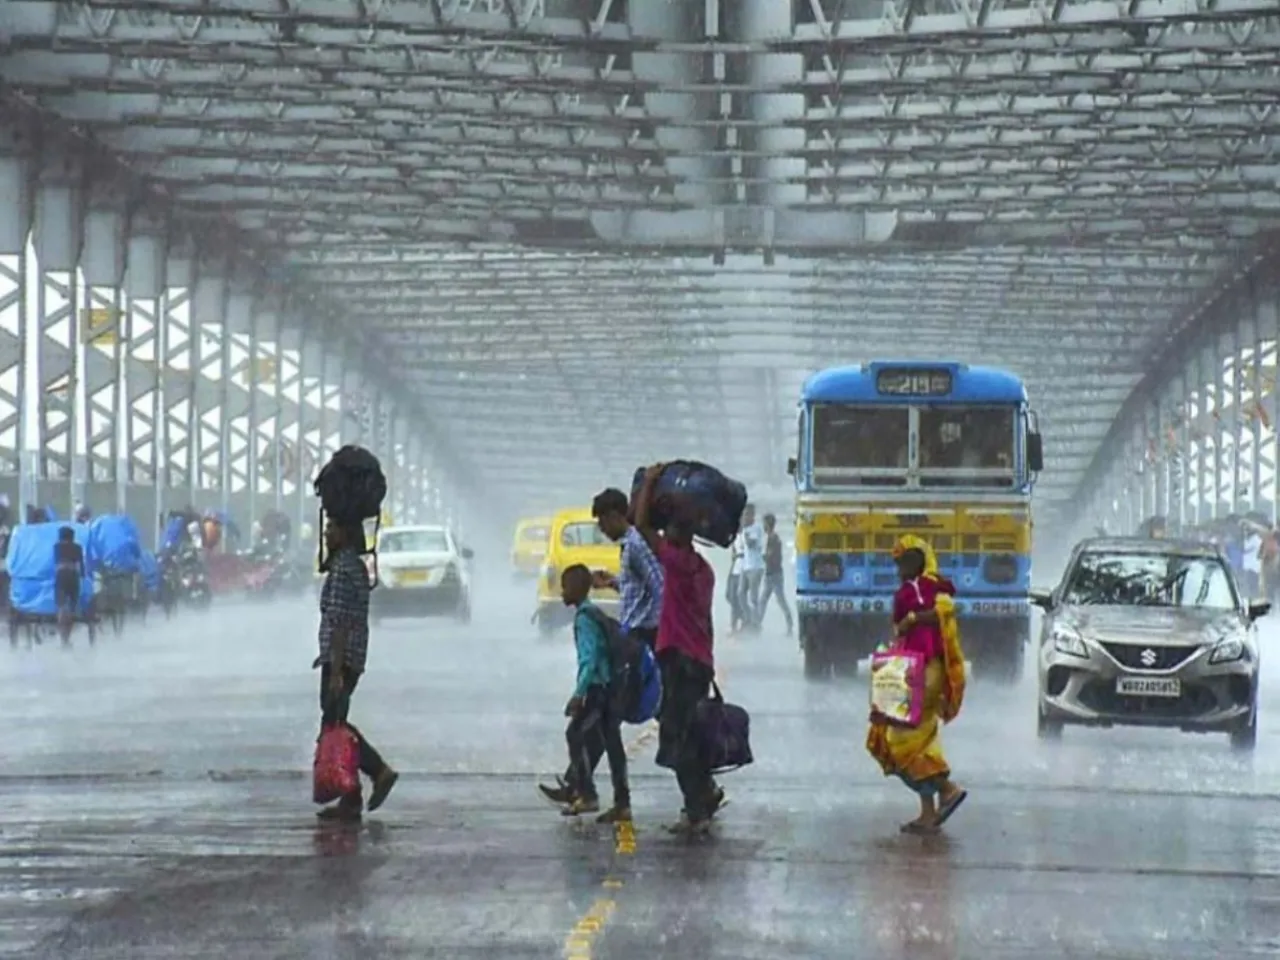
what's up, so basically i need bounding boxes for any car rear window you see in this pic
[381,530,450,553]
[560,522,610,547]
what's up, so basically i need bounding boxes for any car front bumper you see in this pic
[371,582,465,618]
[1039,645,1256,731]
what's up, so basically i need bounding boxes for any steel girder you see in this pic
[2,1,1279,516]
[0,101,477,529]
[1065,239,1280,539]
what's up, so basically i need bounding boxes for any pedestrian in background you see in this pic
[736,503,765,629]
[758,513,793,635]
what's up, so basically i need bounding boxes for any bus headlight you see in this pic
[809,554,843,583]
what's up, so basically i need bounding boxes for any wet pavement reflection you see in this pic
[2,589,1279,958]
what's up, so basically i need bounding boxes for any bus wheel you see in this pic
[800,615,830,680]
[832,647,860,678]
[972,620,1026,685]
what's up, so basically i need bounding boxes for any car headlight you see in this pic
[1209,635,1246,664]
[1052,626,1088,658]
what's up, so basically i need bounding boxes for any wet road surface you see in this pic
[3,588,1280,959]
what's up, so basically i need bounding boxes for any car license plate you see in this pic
[399,569,429,585]
[1116,677,1181,698]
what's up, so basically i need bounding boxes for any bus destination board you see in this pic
[876,369,953,397]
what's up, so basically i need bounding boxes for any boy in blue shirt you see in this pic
[560,564,631,822]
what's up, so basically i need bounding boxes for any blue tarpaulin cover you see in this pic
[160,516,187,552]
[139,550,161,595]
[87,514,144,572]
[6,522,96,615]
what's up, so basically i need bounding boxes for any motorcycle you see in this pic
[179,565,212,609]
[244,548,305,599]
[161,548,212,610]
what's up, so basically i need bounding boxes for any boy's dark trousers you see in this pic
[559,626,654,786]
[565,686,629,807]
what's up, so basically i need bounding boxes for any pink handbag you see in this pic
[313,723,360,804]
[869,644,927,728]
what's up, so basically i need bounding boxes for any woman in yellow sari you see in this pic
[866,534,968,833]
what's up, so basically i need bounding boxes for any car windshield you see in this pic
[521,525,549,543]
[561,522,611,547]
[1062,551,1237,610]
[380,529,450,553]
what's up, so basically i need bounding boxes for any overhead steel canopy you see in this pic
[2,0,1280,520]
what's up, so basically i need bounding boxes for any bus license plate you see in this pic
[1116,677,1181,698]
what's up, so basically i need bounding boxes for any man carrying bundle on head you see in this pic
[311,445,397,822]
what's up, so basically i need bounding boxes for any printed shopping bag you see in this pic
[869,645,927,728]
[313,722,360,804]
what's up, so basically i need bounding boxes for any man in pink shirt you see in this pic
[633,464,725,834]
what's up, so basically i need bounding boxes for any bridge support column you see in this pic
[0,138,34,512]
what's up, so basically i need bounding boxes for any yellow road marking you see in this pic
[559,723,655,958]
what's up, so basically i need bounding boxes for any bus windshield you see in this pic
[918,406,1016,487]
[812,405,908,484]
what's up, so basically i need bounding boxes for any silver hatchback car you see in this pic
[1033,537,1270,749]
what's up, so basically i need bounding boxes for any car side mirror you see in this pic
[1029,589,1053,611]
[1027,432,1044,473]
[786,457,797,476]
[461,547,475,560]
[1247,600,1271,622]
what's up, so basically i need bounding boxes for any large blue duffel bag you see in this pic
[630,460,748,549]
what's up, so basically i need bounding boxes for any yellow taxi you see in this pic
[535,506,620,635]
[510,515,552,579]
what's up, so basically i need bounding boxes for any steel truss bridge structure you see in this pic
[1,0,1280,545]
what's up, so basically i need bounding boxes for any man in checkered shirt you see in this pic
[315,519,398,821]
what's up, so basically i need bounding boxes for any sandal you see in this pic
[935,789,968,828]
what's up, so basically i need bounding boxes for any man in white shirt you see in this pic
[737,504,766,628]
[727,533,745,632]
[1243,527,1263,599]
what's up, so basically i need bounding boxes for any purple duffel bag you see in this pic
[695,681,754,774]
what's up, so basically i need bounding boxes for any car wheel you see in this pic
[536,608,557,637]
[457,598,472,625]
[1036,707,1063,741]
[1230,708,1258,751]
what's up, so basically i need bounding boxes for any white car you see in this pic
[370,524,473,624]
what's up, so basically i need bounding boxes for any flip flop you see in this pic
[934,789,968,828]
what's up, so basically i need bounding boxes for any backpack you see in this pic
[313,445,387,578]
[580,605,659,724]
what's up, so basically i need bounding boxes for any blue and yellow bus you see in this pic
[789,362,1044,681]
